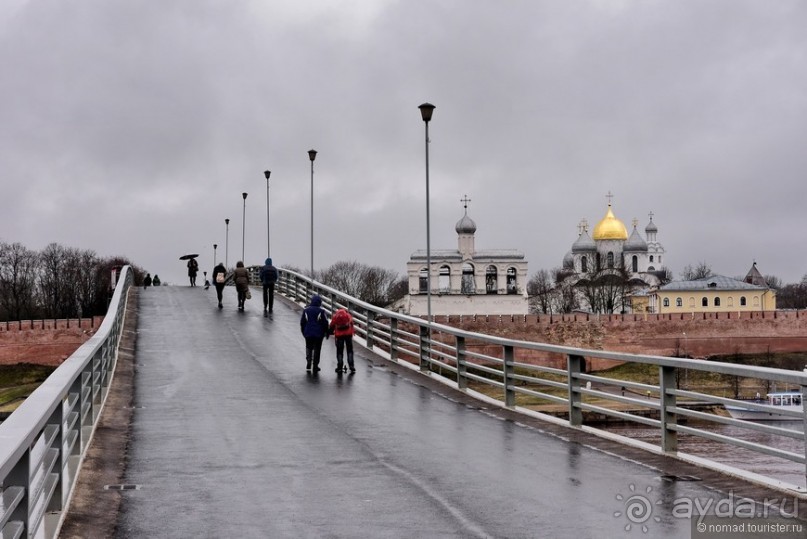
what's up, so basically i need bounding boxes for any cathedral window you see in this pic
[486,265,498,294]
[701,297,708,307]
[461,262,475,294]
[631,255,638,273]
[650,255,654,262]
[676,297,682,307]
[581,256,588,273]
[439,265,451,293]
[740,296,747,306]
[714,297,721,307]
[419,268,428,293]
[506,267,518,295]
[607,252,614,268]
[663,298,670,307]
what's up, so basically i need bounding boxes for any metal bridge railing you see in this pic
[278,268,807,494]
[0,266,133,539]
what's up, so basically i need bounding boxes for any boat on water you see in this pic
[724,391,804,421]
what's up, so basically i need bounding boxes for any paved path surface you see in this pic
[91,286,806,538]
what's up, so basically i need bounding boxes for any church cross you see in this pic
[632,218,638,228]
[460,194,472,211]
[648,210,654,221]
[606,191,614,205]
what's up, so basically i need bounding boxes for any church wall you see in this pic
[407,293,529,316]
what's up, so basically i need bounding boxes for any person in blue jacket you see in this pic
[300,294,329,372]
[259,258,278,315]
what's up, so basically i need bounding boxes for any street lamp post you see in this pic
[308,150,317,279]
[225,219,230,268]
[241,192,248,263]
[418,103,435,325]
[213,244,217,266]
[264,170,271,258]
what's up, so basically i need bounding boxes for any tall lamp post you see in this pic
[308,149,317,279]
[213,243,217,266]
[264,170,271,258]
[241,192,248,263]
[418,103,435,325]
[225,219,230,268]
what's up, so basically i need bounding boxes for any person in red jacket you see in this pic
[329,308,355,374]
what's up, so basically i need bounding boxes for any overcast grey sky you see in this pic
[2,1,805,286]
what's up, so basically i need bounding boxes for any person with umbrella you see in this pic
[180,254,200,287]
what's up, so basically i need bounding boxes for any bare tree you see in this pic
[319,260,405,307]
[763,274,782,290]
[680,261,712,281]
[0,242,40,320]
[527,269,554,314]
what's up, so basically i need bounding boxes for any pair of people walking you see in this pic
[300,295,355,374]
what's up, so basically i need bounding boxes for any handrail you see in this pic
[0,266,133,539]
[277,267,807,494]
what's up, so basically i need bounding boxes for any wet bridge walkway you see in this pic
[63,286,807,538]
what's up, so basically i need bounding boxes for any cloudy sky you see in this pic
[2,0,805,286]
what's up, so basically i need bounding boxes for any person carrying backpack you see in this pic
[329,308,355,374]
[300,295,329,372]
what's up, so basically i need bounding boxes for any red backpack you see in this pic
[333,309,351,330]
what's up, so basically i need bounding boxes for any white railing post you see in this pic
[659,365,678,452]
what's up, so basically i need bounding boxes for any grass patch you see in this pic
[0,363,56,411]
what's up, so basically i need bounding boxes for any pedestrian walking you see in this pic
[187,257,199,287]
[233,261,250,311]
[143,273,152,289]
[259,257,278,315]
[212,262,227,308]
[300,294,329,372]
[329,308,355,374]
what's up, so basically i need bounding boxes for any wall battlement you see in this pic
[0,317,104,366]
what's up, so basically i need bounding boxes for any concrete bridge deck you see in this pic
[60,286,807,538]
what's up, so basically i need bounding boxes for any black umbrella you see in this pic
[179,254,199,260]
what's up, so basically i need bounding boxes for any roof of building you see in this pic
[659,275,768,292]
[455,212,477,234]
[409,249,524,262]
[592,204,628,241]
[571,230,596,252]
[623,225,648,252]
[743,262,768,287]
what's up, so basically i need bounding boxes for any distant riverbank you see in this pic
[0,363,55,420]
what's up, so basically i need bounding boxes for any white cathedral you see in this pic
[561,198,666,288]
[402,197,529,316]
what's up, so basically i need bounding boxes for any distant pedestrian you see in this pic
[203,271,210,290]
[300,294,329,372]
[259,257,278,315]
[233,261,250,311]
[152,275,161,286]
[187,257,199,287]
[212,263,227,308]
[143,273,152,289]
[329,308,355,374]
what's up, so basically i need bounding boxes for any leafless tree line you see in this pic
[0,241,146,321]
[308,260,407,307]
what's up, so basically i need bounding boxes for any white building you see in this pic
[403,200,529,316]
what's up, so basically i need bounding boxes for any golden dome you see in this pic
[592,205,628,241]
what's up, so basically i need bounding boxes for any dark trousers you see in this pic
[215,283,225,305]
[335,336,354,369]
[263,282,275,311]
[305,337,324,368]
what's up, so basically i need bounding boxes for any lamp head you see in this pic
[308,149,317,161]
[242,192,248,200]
[225,218,230,225]
[264,170,271,180]
[418,103,435,123]
[214,244,217,249]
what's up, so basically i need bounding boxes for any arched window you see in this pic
[419,268,428,293]
[631,255,638,273]
[461,262,475,294]
[702,297,708,307]
[740,296,747,306]
[485,265,498,294]
[676,297,682,307]
[714,297,721,307]
[607,252,614,268]
[663,298,670,307]
[728,297,734,307]
[650,255,654,262]
[439,265,450,293]
[753,296,760,307]
[506,267,518,295]
[689,297,695,308]
[581,256,588,273]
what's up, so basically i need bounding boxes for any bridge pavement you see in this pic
[62,286,807,538]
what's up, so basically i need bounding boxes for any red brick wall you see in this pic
[0,318,104,366]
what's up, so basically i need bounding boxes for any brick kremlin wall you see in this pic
[0,317,104,367]
[427,310,807,370]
